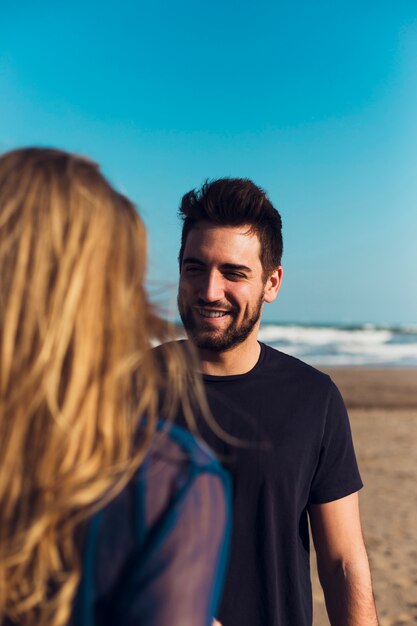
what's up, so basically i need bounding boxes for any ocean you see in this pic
[258,323,417,367]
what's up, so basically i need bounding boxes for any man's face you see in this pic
[178,222,269,352]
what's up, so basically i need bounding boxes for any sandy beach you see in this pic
[310,368,417,626]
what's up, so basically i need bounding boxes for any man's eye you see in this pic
[185,266,203,273]
[226,272,245,280]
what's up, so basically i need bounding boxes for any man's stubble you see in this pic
[178,292,264,352]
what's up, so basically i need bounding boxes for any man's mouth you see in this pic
[196,308,230,319]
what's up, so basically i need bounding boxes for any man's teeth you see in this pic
[199,310,227,318]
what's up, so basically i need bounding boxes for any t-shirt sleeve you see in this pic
[309,380,363,505]
[109,438,231,626]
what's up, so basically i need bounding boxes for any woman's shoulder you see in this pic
[150,421,225,474]
[138,422,229,534]
[75,423,229,612]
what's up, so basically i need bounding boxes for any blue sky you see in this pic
[1,1,416,324]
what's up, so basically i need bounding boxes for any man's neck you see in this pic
[197,337,261,376]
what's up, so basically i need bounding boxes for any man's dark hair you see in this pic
[178,178,283,277]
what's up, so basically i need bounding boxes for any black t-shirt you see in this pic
[180,342,363,626]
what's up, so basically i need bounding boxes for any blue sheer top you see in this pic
[70,424,231,626]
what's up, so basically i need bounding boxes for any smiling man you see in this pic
[177,178,378,626]
[178,218,279,374]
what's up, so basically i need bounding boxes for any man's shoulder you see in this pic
[151,339,194,367]
[260,343,331,387]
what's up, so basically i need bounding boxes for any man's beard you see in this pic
[178,293,264,352]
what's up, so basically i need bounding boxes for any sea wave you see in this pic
[258,323,417,367]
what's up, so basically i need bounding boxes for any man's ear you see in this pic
[264,266,283,303]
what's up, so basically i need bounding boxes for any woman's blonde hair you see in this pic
[0,147,200,625]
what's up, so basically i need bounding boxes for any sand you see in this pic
[310,368,417,626]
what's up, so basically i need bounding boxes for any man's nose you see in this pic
[198,271,224,302]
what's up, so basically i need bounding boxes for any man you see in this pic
[177,178,378,626]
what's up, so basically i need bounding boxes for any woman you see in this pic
[0,148,230,626]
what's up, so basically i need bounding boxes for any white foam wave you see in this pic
[259,325,393,346]
[258,324,417,366]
